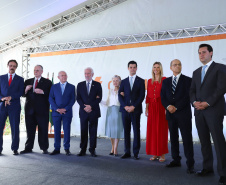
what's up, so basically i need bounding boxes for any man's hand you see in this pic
[194,101,209,110]
[167,105,176,114]
[57,108,66,114]
[120,92,124,96]
[1,96,12,106]
[124,106,135,113]
[34,88,44,94]
[25,85,32,94]
[84,104,92,113]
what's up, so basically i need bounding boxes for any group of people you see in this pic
[0,43,226,185]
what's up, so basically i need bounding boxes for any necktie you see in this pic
[35,79,38,89]
[172,76,177,94]
[8,75,12,86]
[87,82,90,95]
[201,65,207,83]
[61,83,65,95]
[130,77,133,90]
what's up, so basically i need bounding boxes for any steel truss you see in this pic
[26,23,226,54]
[0,0,127,53]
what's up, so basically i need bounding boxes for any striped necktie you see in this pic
[172,76,177,94]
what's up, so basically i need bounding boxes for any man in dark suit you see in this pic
[190,44,226,185]
[49,71,76,156]
[118,61,145,160]
[20,65,52,154]
[0,60,24,155]
[77,67,102,157]
[161,59,195,174]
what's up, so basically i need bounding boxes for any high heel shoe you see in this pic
[109,152,114,155]
[150,156,158,161]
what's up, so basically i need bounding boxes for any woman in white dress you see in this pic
[102,75,124,156]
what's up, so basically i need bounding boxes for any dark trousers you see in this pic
[122,112,141,156]
[195,112,226,176]
[168,116,194,168]
[0,106,21,152]
[25,112,49,151]
[80,116,98,153]
[52,116,72,150]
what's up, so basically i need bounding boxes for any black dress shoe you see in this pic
[65,149,71,156]
[219,176,226,185]
[77,151,86,156]
[13,150,19,155]
[90,151,97,157]
[195,169,214,176]
[109,152,114,155]
[165,161,181,168]
[42,150,49,154]
[134,155,140,160]
[187,167,195,174]
[49,150,60,155]
[114,154,118,157]
[121,153,131,159]
[20,149,32,154]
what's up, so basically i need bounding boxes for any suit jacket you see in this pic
[118,76,145,114]
[24,77,52,115]
[190,62,226,117]
[161,74,192,120]
[49,82,76,117]
[77,80,102,118]
[0,74,24,110]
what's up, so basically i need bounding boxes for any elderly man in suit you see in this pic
[161,59,195,174]
[190,44,226,185]
[20,65,52,154]
[0,59,24,155]
[77,67,102,157]
[49,71,76,156]
[118,61,145,160]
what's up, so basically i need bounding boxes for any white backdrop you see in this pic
[29,39,226,141]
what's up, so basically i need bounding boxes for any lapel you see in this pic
[201,61,215,86]
[131,76,139,92]
[83,81,89,97]
[167,77,173,96]
[3,74,9,89]
[89,80,95,96]
[63,82,69,96]
[57,83,62,96]
[37,77,44,88]
[8,74,18,89]
[174,74,183,93]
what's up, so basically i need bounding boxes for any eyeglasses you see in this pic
[172,64,181,67]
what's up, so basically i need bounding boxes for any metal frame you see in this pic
[0,0,127,53]
[26,23,226,54]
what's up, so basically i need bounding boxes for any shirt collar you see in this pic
[203,60,213,68]
[60,81,67,86]
[35,77,42,82]
[173,73,181,79]
[86,80,92,84]
[129,74,136,79]
[8,73,15,78]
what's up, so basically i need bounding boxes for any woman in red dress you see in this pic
[145,62,168,162]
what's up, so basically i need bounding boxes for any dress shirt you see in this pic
[33,77,41,91]
[60,82,67,94]
[172,73,181,84]
[128,74,136,86]
[202,60,213,75]
[106,89,120,106]
[8,73,16,80]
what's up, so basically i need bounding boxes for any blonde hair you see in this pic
[112,75,121,82]
[151,62,163,84]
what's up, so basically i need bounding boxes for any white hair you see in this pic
[58,71,67,76]
[84,67,94,74]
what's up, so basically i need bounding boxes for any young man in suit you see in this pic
[190,44,226,185]
[20,65,52,154]
[77,67,102,157]
[49,71,76,156]
[0,59,24,155]
[118,61,145,160]
[161,59,195,174]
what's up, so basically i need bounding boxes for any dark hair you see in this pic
[128,61,137,68]
[8,59,18,67]
[199,43,213,53]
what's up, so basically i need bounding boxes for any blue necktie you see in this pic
[172,76,177,94]
[130,77,133,90]
[61,83,65,95]
[201,65,207,83]
[87,82,90,95]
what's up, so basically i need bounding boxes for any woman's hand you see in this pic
[120,92,124,96]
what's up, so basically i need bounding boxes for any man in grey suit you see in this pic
[190,44,226,185]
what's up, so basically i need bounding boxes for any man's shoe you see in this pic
[77,151,86,156]
[165,161,181,167]
[65,149,71,156]
[121,153,131,159]
[109,152,114,155]
[90,151,97,157]
[42,150,49,154]
[187,167,195,174]
[195,169,214,176]
[13,150,19,155]
[219,176,226,185]
[49,150,60,155]
[20,149,32,154]
[134,154,140,160]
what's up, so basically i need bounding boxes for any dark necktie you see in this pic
[35,79,38,89]
[8,75,12,86]
[172,76,177,94]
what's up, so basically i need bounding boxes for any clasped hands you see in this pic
[1,96,12,106]
[193,101,209,110]
[25,85,44,94]
[57,108,66,114]
[167,105,177,114]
